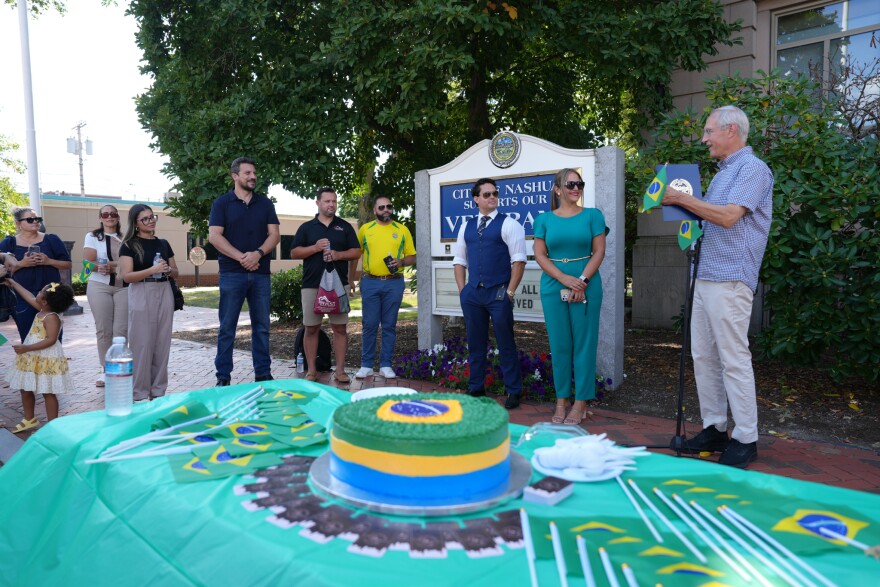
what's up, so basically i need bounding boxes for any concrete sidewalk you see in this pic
[2,297,879,492]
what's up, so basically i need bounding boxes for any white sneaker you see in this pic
[355,367,374,379]
[379,367,397,379]
[96,372,105,387]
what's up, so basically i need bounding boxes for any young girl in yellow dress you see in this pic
[4,279,76,433]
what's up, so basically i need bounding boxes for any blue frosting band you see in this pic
[330,454,511,504]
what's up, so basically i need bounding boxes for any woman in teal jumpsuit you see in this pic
[533,168,606,425]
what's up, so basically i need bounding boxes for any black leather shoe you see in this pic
[216,379,230,387]
[255,374,274,382]
[504,394,521,409]
[719,439,758,468]
[679,425,729,454]
[468,388,486,397]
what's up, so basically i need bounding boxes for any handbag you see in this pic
[313,266,350,315]
[169,277,184,311]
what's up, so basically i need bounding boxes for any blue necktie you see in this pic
[478,215,489,237]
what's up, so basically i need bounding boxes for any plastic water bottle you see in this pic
[296,353,305,374]
[152,252,163,278]
[97,257,108,275]
[105,336,133,416]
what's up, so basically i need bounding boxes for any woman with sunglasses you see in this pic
[533,168,607,425]
[83,205,128,387]
[0,207,72,342]
[119,204,178,401]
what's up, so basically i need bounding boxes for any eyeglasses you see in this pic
[100,212,120,219]
[139,214,159,224]
[480,190,499,198]
[564,181,585,190]
[20,217,43,224]
[376,204,393,211]
[702,124,730,136]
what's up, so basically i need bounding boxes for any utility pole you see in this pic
[17,0,41,214]
[67,121,93,196]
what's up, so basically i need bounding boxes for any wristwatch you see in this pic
[507,289,515,299]
[256,248,266,258]
[578,275,590,285]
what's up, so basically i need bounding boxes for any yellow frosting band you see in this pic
[330,432,509,476]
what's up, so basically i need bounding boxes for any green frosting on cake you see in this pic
[332,393,509,456]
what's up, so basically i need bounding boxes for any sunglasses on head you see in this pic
[479,190,499,198]
[564,181,585,190]
[100,211,120,219]
[377,204,393,211]
[20,217,43,224]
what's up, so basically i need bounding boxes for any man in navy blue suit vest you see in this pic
[453,178,527,409]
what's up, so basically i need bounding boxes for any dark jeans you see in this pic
[215,272,271,380]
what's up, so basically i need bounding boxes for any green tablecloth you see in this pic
[1,381,878,586]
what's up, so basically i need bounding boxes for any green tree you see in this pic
[632,70,880,382]
[128,0,739,236]
[0,134,28,237]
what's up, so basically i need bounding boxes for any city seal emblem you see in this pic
[489,131,521,169]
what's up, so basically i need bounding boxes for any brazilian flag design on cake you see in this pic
[330,393,511,504]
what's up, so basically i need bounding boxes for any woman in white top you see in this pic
[83,204,128,387]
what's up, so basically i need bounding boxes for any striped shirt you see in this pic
[697,146,773,291]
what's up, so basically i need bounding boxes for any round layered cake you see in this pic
[329,393,511,505]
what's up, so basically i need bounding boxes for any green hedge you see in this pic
[270,265,304,323]
[631,70,879,382]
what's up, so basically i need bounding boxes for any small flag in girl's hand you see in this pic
[80,260,97,281]
[642,164,668,211]
[0,332,7,346]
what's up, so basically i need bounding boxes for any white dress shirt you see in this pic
[452,210,527,267]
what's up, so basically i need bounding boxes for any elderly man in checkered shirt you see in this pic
[662,105,774,469]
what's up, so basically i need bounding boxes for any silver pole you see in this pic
[17,0,41,214]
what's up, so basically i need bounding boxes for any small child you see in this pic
[3,279,76,433]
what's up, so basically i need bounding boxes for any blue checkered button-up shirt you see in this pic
[697,146,773,291]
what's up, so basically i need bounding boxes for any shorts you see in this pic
[301,287,350,326]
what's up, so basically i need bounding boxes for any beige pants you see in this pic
[86,279,128,368]
[691,279,758,443]
[128,281,174,400]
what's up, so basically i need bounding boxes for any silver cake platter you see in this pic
[309,451,532,517]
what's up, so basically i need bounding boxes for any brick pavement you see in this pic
[2,297,879,492]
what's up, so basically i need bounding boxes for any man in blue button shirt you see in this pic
[663,105,773,468]
[208,157,280,386]
[453,178,527,409]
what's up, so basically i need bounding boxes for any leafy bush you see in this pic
[632,70,880,381]
[270,265,304,323]
[71,274,88,296]
[393,337,611,402]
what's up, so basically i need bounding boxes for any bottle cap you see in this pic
[112,336,126,344]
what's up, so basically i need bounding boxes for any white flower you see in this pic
[534,368,541,380]
[493,348,500,356]
[431,370,436,377]
[432,344,446,354]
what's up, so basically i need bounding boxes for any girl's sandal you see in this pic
[551,405,569,424]
[12,418,40,434]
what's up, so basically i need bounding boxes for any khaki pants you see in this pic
[128,281,174,401]
[86,279,128,368]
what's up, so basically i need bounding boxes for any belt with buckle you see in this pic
[142,277,168,283]
[363,273,403,280]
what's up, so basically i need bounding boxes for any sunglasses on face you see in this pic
[100,212,120,219]
[139,214,159,224]
[376,204,393,211]
[20,217,43,224]
[564,181,585,190]
[480,190,499,198]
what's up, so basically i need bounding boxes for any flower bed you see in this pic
[393,336,611,402]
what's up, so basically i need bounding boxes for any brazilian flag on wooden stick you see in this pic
[80,260,97,281]
[678,220,703,250]
[642,164,667,211]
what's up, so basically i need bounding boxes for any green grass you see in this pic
[181,286,417,314]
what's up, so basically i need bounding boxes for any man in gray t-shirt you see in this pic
[663,105,773,469]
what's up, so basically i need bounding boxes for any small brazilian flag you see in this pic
[678,220,703,250]
[80,260,97,281]
[642,164,668,211]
